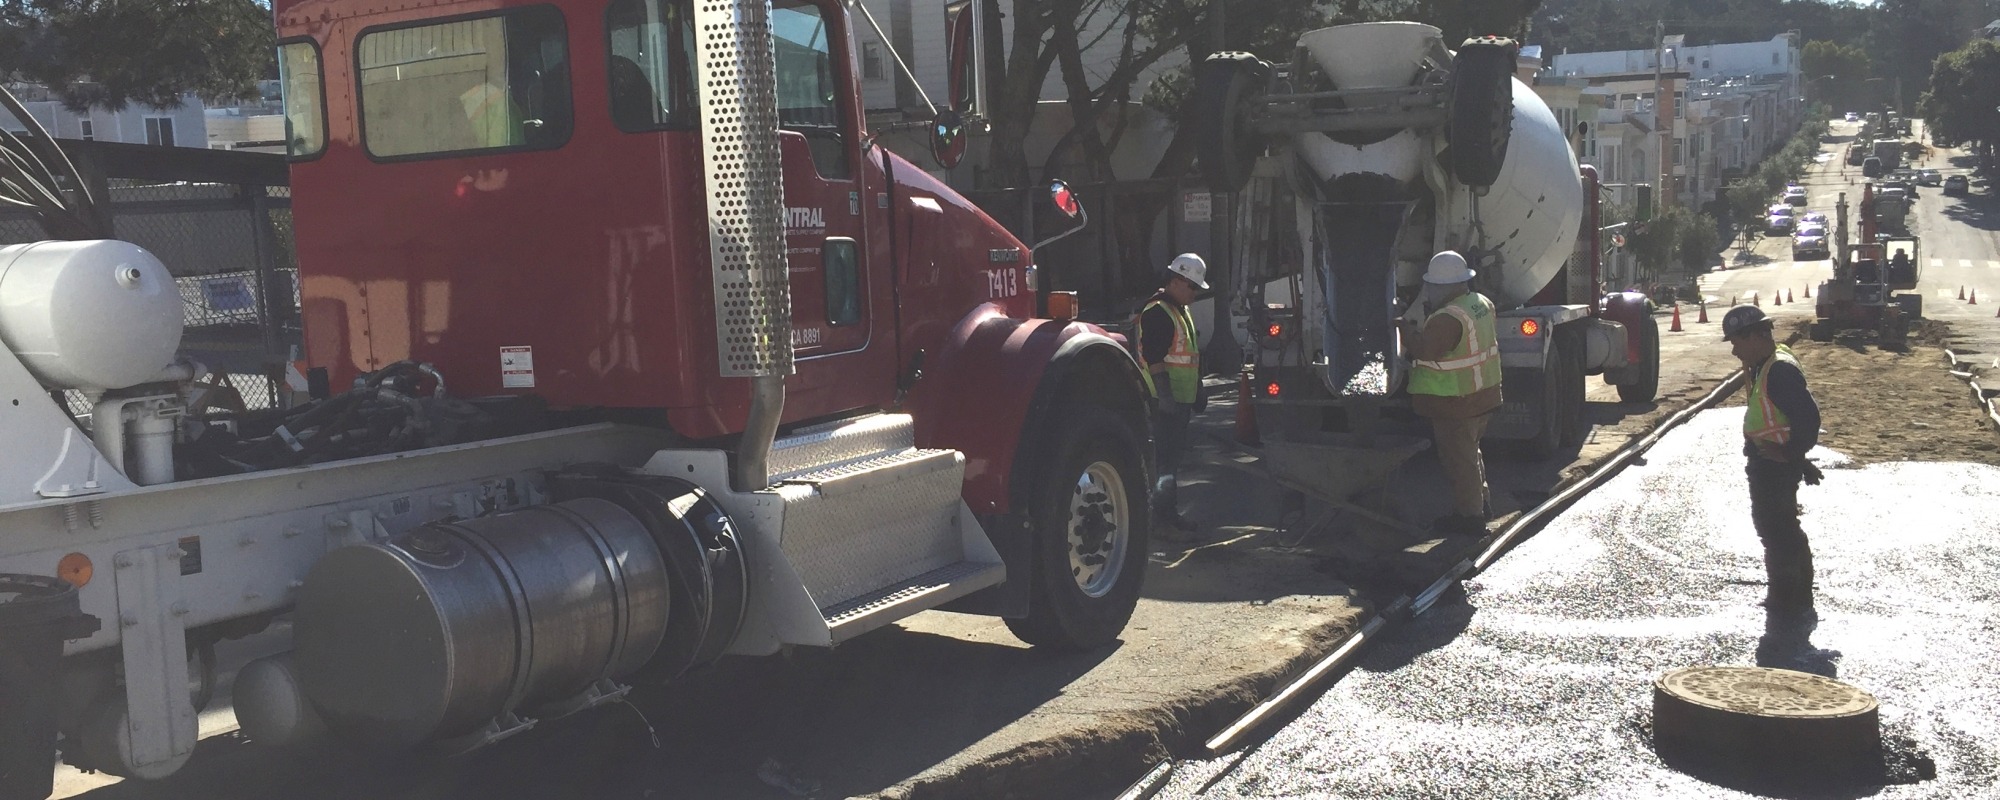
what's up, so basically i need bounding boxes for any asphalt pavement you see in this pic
[1151,408,2000,799]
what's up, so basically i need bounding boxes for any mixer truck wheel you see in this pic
[1006,404,1149,651]
[1449,37,1517,187]
[1192,52,1271,194]
[1617,316,1661,404]
[1556,331,1587,449]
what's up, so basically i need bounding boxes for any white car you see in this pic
[1800,211,1827,226]
[1844,112,1860,122]
[1783,186,1808,206]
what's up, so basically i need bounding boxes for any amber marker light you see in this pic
[1519,319,1541,337]
[58,552,93,587]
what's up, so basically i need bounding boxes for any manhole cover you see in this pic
[1654,666,1882,791]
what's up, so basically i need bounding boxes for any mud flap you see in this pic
[1484,366,1545,441]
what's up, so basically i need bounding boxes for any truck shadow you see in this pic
[70,630,1113,800]
[1937,195,2000,232]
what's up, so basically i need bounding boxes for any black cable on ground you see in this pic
[1115,369,1754,794]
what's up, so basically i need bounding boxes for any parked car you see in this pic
[1845,112,1860,122]
[1863,156,1884,178]
[1800,211,1828,226]
[1945,174,1970,195]
[1792,224,1829,260]
[1919,169,1943,186]
[1783,185,1809,206]
[1766,206,1796,235]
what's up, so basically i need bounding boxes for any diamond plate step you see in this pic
[776,447,976,618]
[767,413,916,482]
[823,560,1005,644]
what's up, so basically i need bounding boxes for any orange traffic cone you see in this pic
[1670,303,1684,332]
[1973,289,1980,305]
[1961,286,1968,300]
[1787,289,1795,303]
[1234,371,1261,447]
[1774,290,1783,306]
[1730,295,1738,306]
[1804,284,1812,299]
[1753,293,1761,307]
[1697,302,1710,323]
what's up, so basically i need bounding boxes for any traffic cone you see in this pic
[1697,302,1710,323]
[1973,289,1980,305]
[1774,290,1783,306]
[1670,303,1684,332]
[1804,284,1811,299]
[1234,371,1261,447]
[1961,286,1968,300]
[1753,292,1761,307]
[1787,289,1795,303]
[1730,295,1738,306]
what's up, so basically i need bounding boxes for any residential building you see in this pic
[0,83,209,148]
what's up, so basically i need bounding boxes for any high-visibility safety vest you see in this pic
[1744,344,1801,445]
[1407,292,1502,397]
[1134,296,1199,403]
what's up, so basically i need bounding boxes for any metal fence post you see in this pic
[245,184,282,407]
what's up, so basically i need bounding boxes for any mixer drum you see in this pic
[292,498,670,748]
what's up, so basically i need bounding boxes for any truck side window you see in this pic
[605,0,697,130]
[772,0,850,180]
[824,238,861,326]
[356,6,573,159]
[278,41,326,159]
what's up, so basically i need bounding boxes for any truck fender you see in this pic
[1599,291,1653,366]
[909,304,1150,617]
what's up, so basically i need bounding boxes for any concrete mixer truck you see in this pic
[1194,22,1660,457]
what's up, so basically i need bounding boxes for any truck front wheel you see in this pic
[1006,404,1150,651]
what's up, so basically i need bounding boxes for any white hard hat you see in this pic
[1168,253,1210,290]
[1423,250,1476,284]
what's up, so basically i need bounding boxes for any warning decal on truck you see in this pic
[501,346,535,388]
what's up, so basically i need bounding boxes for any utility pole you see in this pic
[1654,20,1674,210]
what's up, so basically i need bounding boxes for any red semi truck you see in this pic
[0,0,1151,789]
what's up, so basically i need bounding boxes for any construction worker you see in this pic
[1136,253,1207,536]
[1399,251,1502,537]
[1721,306,1825,617]
[1890,248,1912,277]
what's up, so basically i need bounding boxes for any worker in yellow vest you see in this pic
[1136,253,1207,537]
[1722,306,1824,618]
[1398,251,1502,537]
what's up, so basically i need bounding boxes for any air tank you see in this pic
[0,240,183,390]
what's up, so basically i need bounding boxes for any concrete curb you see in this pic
[1943,348,2000,433]
[872,605,1369,800]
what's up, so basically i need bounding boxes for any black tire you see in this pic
[1617,316,1660,404]
[1192,52,1271,194]
[1005,404,1150,651]
[1449,37,1518,187]
[1556,331,1587,449]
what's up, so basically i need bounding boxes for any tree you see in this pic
[1,0,274,111]
[1918,37,2000,156]
[1801,40,1870,112]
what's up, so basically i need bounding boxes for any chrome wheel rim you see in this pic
[1066,461,1129,598]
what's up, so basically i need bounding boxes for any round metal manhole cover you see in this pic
[1658,665,1878,719]
[1653,666,1884,791]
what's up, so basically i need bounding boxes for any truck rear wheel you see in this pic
[1616,315,1660,404]
[1449,37,1517,187]
[1005,404,1149,651]
[1192,52,1271,194]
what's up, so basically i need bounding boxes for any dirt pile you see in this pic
[1717,321,2000,465]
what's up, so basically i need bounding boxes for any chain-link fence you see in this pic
[0,142,296,411]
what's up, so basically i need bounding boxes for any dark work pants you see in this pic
[1153,398,1192,520]
[1747,457,1814,607]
